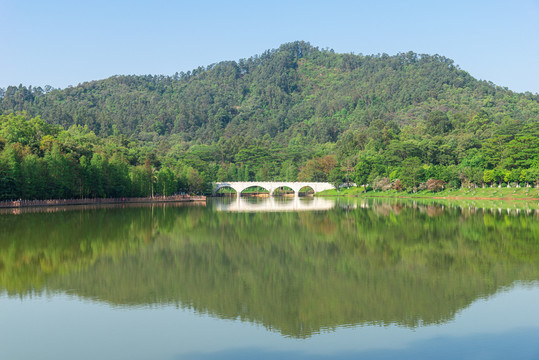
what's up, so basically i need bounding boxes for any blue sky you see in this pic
[1,0,538,93]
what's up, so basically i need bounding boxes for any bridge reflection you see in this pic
[213,196,337,212]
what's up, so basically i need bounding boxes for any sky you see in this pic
[1,0,539,94]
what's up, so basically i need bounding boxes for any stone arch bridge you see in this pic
[212,182,335,196]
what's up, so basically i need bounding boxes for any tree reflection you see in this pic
[1,199,538,337]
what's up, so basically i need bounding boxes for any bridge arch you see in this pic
[239,185,270,197]
[272,185,295,196]
[298,185,315,196]
[214,183,240,195]
[214,185,238,196]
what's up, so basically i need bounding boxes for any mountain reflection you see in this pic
[1,199,538,338]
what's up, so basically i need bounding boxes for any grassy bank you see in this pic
[318,186,539,200]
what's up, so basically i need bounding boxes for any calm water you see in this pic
[1,197,538,360]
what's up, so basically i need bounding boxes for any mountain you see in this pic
[2,41,537,141]
[0,41,538,200]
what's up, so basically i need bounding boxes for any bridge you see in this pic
[212,182,335,196]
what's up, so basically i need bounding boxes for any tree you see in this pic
[187,168,205,194]
[156,167,178,196]
[78,155,91,198]
[502,136,539,169]
[483,170,495,187]
[523,167,539,187]
[226,163,238,181]
[89,153,107,197]
[216,165,228,182]
[493,168,505,187]
[20,154,45,199]
[108,154,131,197]
[506,168,521,186]
[399,157,423,191]
[143,158,155,197]
[297,155,336,182]
[328,167,345,189]
[426,111,452,135]
[0,144,22,198]
[353,160,372,188]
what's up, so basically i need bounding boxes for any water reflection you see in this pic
[213,196,336,212]
[1,199,538,338]
[3,284,538,360]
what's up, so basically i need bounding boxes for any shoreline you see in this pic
[319,194,539,201]
[345,194,539,201]
[0,200,207,215]
[430,196,539,201]
[0,195,206,209]
[316,186,539,201]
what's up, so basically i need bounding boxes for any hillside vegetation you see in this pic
[1,41,538,199]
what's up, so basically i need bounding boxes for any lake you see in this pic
[1,197,538,360]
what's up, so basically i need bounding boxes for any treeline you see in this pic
[345,110,539,192]
[0,113,206,200]
[1,41,538,199]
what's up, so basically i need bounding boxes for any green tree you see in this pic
[156,167,177,196]
[399,157,424,191]
[426,111,453,135]
[187,167,205,194]
[483,169,495,187]
[328,167,345,189]
[353,159,372,188]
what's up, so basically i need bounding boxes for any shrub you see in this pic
[392,179,403,191]
[426,179,446,192]
[373,177,391,191]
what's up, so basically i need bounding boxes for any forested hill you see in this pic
[3,41,538,141]
[1,41,538,200]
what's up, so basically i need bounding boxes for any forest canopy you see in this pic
[1,41,538,200]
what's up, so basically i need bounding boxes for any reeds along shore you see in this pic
[0,195,206,209]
